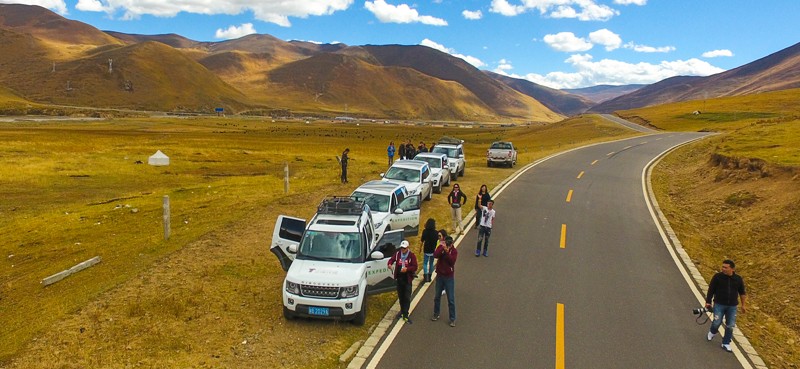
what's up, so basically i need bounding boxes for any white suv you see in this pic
[431,141,465,179]
[271,197,404,325]
[413,152,451,194]
[380,160,433,201]
[351,180,422,238]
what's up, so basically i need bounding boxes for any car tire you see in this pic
[435,183,442,194]
[452,171,458,180]
[426,189,433,201]
[283,306,295,321]
[459,167,465,177]
[352,298,367,326]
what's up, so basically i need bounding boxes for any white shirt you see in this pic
[479,206,496,228]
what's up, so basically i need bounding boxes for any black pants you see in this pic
[396,276,412,318]
[341,164,347,183]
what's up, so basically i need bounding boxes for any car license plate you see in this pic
[309,307,329,316]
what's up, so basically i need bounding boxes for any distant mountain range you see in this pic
[1,4,799,120]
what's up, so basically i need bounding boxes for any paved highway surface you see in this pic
[373,126,747,368]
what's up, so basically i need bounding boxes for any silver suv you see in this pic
[351,180,421,238]
[431,140,465,179]
[413,152,451,194]
[380,160,433,201]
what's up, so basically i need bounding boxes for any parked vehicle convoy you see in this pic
[413,152,451,193]
[350,180,421,237]
[431,138,466,179]
[271,196,405,325]
[380,160,433,201]
[487,141,517,167]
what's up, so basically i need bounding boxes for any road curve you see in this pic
[372,129,749,368]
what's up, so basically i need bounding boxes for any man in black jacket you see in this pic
[705,259,747,353]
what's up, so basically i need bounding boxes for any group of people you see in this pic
[387,140,436,166]
[386,183,497,327]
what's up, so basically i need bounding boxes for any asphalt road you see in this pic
[374,130,747,368]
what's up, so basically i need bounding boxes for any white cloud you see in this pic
[3,0,68,14]
[462,9,483,20]
[215,23,257,40]
[702,49,733,58]
[65,0,354,27]
[543,32,593,52]
[365,0,447,26]
[624,42,675,53]
[516,53,724,89]
[420,39,485,68]
[613,0,647,5]
[588,29,622,51]
[490,0,619,21]
[494,59,514,73]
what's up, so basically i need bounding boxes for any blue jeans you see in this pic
[434,276,456,322]
[710,304,738,344]
[477,226,491,253]
[423,253,434,275]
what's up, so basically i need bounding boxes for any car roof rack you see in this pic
[318,196,367,215]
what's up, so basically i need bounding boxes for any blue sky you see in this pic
[6,0,799,89]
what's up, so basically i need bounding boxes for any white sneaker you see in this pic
[722,344,733,352]
[707,331,715,341]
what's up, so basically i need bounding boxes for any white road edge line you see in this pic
[642,134,767,369]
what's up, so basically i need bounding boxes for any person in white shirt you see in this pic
[475,200,495,257]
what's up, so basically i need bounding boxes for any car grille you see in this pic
[301,284,340,299]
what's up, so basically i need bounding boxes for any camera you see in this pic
[692,307,710,315]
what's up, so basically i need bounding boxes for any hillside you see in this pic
[591,41,800,113]
[563,84,644,103]
[485,71,593,116]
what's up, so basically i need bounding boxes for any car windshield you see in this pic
[351,191,390,213]
[491,143,512,150]
[298,231,363,262]
[415,156,442,169]
[432,147,457,158]
[384,167,420,183]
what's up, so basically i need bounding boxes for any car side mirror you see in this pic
[394,208,404,215]
[288,244,298,254]
[379,173,385,178]
[370,250,385,260]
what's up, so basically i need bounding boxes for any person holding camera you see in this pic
[388,240,418,324]
[432,236,458,327]
[447,183,467,235]
[705,259,747,353]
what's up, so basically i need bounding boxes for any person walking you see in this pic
[432,236,458,327]
[419,219,440,283]
[340,148,351,183]
[447,183,467,235]
[473,184,492,229]
[388,240,418,324]
[475,200,496,257]
[705,259,747,352]
[387,141,395,166]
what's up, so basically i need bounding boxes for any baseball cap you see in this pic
[400,240,409,248]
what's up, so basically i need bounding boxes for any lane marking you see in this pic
[560,224,567,249]
[623,145,632,150]
[641,141,648,144]
[576,171,584,179]
[566,190,573,203]
[556,303,565,369]
[606,152,615,156]
[590,159,598,165]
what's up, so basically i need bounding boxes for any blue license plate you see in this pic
[308,307,329,316]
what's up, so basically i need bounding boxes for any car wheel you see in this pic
[283,306,295,321]
[452,171,457,180]
[459,167,465,177]
[487,161,492,167]
[435,183,442,194]
[352,298,367,326]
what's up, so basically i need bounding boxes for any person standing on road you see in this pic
[447,184,467,235]
[387,141,395,166]
[473,184,492,230]
[340,148,351,183]
[705,259,747,353]
[389,240,418,324]
[432,236,458,327]
[419,219,440,283]
[475,200,495,257]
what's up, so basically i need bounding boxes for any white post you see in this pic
[284,163,290,194]
[163,195,170,240]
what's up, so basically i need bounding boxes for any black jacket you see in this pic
[705,272,746,306]
[474,191,492,210]
[420,228,439,254]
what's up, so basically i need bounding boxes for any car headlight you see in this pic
[340,285,359,298]
[285,280,300,295]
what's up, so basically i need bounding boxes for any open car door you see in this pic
[270,215,305,272]
[366,229,404,295]
[392,194,421,236]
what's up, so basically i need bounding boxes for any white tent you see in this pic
[148,150,170,166]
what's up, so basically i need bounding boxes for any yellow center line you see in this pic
[590,159,598,165]
[576,171,584,179]
[556,303,565,369]
[566,190,573,203]
[560,224,567,249]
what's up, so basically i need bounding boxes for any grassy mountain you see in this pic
[591,42,800,113]
[563,84,645,104]
[485,71,594,116]
[106,31,202,49]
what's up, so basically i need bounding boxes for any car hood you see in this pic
[287,259,365,286]
[381,178,421,193]
[371,211,389,225]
